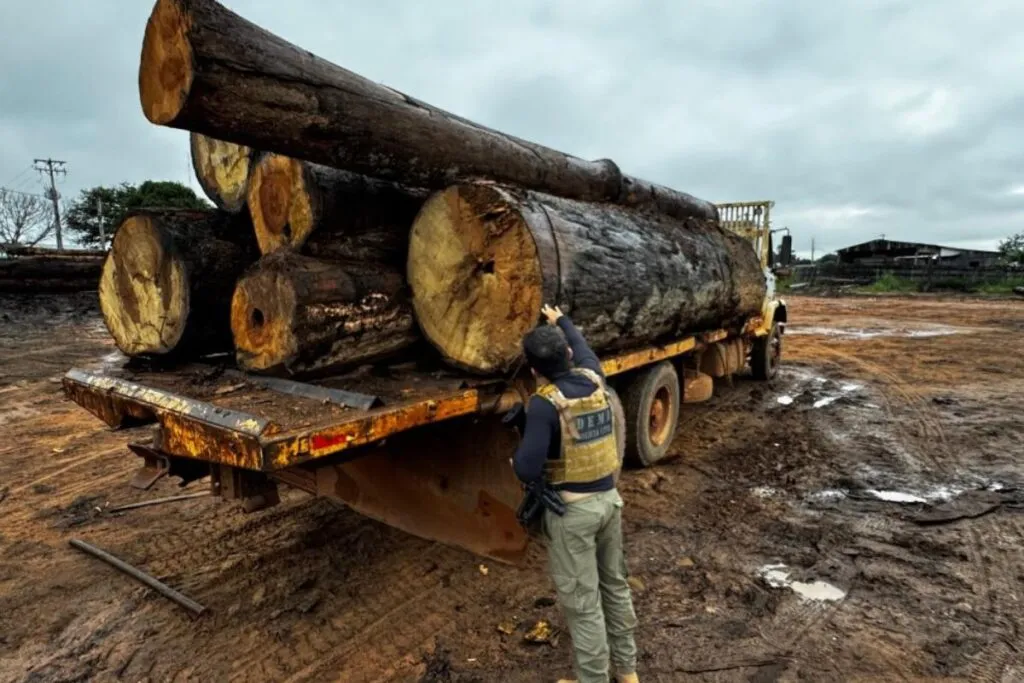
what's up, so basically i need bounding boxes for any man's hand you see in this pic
[541,304,564,325]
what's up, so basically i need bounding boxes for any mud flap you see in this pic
[314,415,528,564]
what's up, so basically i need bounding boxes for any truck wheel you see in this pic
[607,385,626,483]
[751,323,782,381]
[622,361,680,467]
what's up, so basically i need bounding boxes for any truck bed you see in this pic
[63,317,767,473]
[64,360,509,472]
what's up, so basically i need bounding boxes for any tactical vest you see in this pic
[533,368,619,485]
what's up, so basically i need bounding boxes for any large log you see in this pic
[138,0,717,223]
[190,132,259,213]
[407,184,766,374]
[231,251,418,376]
[99,209,256,357]
[247,153,426,264]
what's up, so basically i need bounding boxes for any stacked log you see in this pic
[407,184,765,374]
[246,153,426,264]
[115,0,768,378]
[98,209,255,357]
[190,133,259,213]
[231,251,417,375]
[138,0,718,223]
[0,254,104,293]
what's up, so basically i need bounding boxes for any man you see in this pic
[513,304,639,683]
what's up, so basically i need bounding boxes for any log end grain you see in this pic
[232,252,417,375]
[139,0,192,125]
[230,261,300,372]
[99,214,190,355]
[248,154,315,255]
[190,133,256,213]
[407,185,544,374]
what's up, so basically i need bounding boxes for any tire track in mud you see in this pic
[100,490,471,683]
[806,346,1021,679]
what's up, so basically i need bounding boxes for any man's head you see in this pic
[522,325,572,380]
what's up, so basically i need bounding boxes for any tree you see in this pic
[999,232,1024,265]
[0,189,52,247]
[65,180,209,247]
[817,252,839,264]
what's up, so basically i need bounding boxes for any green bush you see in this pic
[865,273,917,293]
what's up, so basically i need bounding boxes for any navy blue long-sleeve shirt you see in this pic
[512,316,615,493]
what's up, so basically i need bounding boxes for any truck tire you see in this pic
[751,322,782,381]
[622,361,680,467]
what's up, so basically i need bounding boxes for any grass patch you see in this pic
[857,273,1024,295]
[865,273,917,293]
[975,276,1024,294]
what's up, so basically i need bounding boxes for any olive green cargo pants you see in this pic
[544,488,638,683]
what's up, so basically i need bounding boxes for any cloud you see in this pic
[1,0,1023,255]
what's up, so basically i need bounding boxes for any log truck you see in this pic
[63,200,786,564]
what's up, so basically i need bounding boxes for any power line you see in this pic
[34,158,67,250]
[2,166,33,188]
[11,172,40,193]
[0,186,46,198]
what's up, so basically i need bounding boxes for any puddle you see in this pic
[809,482,974,506]
[777,380,862,410]
[866,489,928,504]
[787,325,962,339]
[807,489,847,503]
[790,580,847,602]
[757,564,846,602]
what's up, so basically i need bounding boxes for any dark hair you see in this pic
[522,325,571,379]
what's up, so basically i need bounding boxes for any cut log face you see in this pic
[138,0,717,223]
[99,209,255,357]
[190,133,257,213]
[407,187,544,374]
[408,185,767,374]
[247,153,426,264]
[231,251,418,375]
[247,153,309,254]
[99,215,190,355]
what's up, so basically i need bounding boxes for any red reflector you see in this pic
[311,432,350,451]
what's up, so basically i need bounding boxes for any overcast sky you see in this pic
[2,0,1022,255]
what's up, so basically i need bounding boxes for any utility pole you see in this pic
[96,196,106,248]
[811,237,816,262]
[34,158,67,249]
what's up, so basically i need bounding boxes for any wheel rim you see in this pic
[648,386,674,447]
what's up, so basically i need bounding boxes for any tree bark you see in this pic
[247,153,426,266]
[231,250,418,376]
[407,184,767,374]
[190,132,260,213]
[139,0,718,223]
[99,208,256,357]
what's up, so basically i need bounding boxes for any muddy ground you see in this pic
[0,293,1021,682]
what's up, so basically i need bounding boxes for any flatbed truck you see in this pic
[63,200,788,563]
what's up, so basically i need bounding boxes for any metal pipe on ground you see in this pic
[107,491,211,513]
[68,538,207,618]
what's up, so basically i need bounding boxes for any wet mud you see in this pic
[0,293,1021,682]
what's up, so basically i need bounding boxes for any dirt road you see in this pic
[0,293,1021,682]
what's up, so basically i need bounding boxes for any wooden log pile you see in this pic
[0,246,107,293]
[100,0,767,376]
